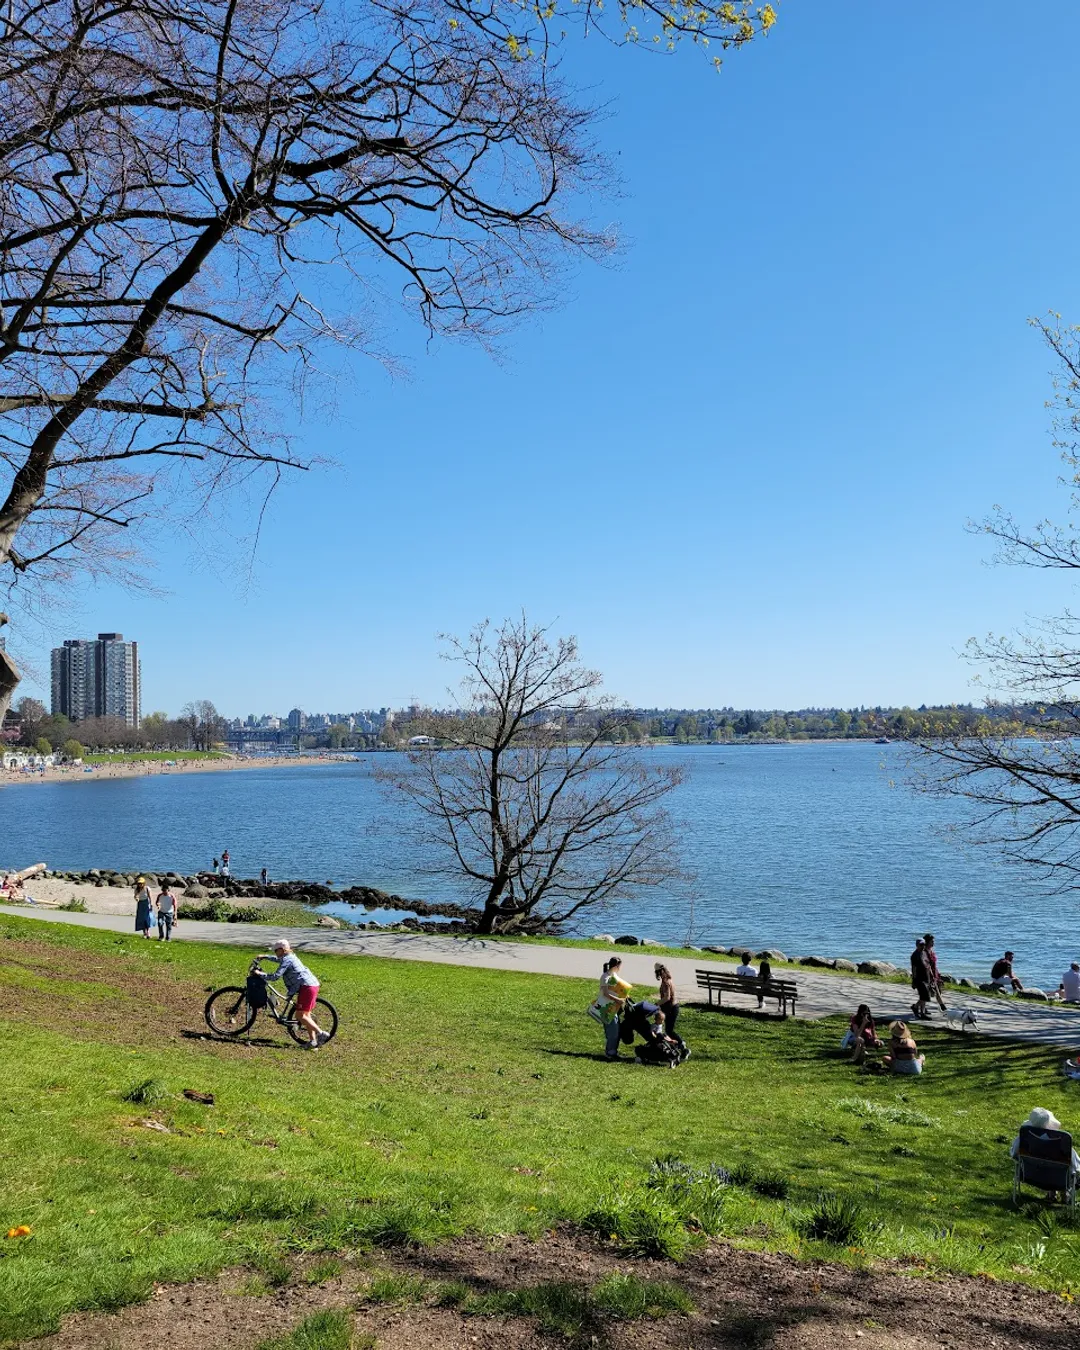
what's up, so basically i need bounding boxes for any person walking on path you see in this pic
[156,883,178,941]
[654,963,688,1055]
[593,956,630,1061]
[910,938,933,1020]
[133,876,155,939]
[923,933,948,1012]
[256,940,328,1049]
[991,951,1025,993]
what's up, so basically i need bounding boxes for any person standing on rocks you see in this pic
[221,849,231,877]
[133,876,155,939]
[260,867,268,889]
[910,938,933,1020]
[156,883,178,941]
[923,933,948,1012]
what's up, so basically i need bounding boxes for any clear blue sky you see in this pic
[18,3,1080,716]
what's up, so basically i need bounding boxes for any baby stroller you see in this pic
[620,999,688,1068]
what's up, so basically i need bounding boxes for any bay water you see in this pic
[1,743,1073,984]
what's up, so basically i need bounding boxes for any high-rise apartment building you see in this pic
[51,632,141,726]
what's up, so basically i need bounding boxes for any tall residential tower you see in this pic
[51,633,141,726]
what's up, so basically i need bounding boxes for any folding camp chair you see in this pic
[1012,1126,1077,1210]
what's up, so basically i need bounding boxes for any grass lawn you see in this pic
[2,914,1079,1344]
[82,751,228,764]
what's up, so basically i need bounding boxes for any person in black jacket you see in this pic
[910,938,933,1020]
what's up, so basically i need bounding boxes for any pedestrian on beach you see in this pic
[156,883,177,941]
[221,849,231,877]
[910,938,933,1020]
[592,956,630,1061]
[133,876,155,938]
[923,933,948,1011]
[256,940,329,1049]
[990,951,1024,993]
[653,963,688,1055]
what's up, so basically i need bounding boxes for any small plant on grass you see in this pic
[256,1309,362,1350]
[304,1257,343,1285]
[591,1272,695,1319]
[799,1192,865,1246]
[837,1097,937,1128]
[582,1188,694,1260]
[122,1077,166,1105]
[58,897,88,912]
[365,1270,429,1304]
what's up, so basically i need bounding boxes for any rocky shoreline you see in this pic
[41,867,480,934]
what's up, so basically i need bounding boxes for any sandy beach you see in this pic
[0,753,345,788]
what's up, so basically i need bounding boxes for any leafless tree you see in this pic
[918,317,1080,889]
[379,616,684,933]
[0,0,776,719]
[180,697,222,749]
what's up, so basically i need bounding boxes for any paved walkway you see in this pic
[6,904,1080,1047]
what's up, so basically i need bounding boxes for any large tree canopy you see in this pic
[0,0,775,715]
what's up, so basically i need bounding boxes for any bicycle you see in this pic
[204,958,339,1045]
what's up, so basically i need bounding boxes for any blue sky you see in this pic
[18,3,1080,715]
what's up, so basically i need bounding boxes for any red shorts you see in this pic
[295,984,319,1014]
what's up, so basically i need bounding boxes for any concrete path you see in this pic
[5,904,1080,1048]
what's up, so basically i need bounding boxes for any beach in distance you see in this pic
[0,751,346,787]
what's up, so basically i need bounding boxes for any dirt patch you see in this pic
[2,935,207,1043]
[26,1230,1079,1350]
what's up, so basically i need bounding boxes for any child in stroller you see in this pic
[620,999,688,1067]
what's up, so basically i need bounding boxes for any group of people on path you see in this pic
[134,876,178,940]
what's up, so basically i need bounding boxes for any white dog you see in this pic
[944,1008,979,1032]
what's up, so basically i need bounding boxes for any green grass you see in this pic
[83,750,228,764]
[255,1310,365,1350]
[2,913,1080,1344]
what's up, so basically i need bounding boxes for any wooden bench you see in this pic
[695,969,798,1018]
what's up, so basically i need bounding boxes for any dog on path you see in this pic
[944,1008,979,1032]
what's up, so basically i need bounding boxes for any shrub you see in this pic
[61,739,85,761]
[581,1189,694,1260]
[58,897,88,913]
[799,1192,865,1246]
[122,1078,166,1105]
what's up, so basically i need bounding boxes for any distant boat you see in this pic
[875,737,891,745]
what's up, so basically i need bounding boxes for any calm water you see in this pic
[0,744,1073,982]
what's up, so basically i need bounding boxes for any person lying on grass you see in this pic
[256,940,329,1050]
[883,1020,924,1075]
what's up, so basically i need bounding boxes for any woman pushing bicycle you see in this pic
[255,940,329,1050]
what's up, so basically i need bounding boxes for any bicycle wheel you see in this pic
[204,986,257,1036]
[286,997,339,1045]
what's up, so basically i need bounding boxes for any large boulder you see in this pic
[614,934,640,946]
[832,958,858,973]
[857,960,897,977]
[183,884,210,899]
[316,915,342,929]
[1017,988,1050,1002]
[979,982,1005,994]
[756,949,787,963]
[799,955,833,968]
[591,934,616,944]
[703,945,728,955]
[957,977,978,989]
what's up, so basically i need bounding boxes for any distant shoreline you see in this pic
[0,754,346,788]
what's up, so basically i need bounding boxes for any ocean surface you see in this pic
[1,743,1073,983]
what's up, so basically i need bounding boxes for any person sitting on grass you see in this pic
[990,951,1024,993]
[883,1020,925,1075]
[842,1004,882,1064]
[256,940,328,1050]
[735,951,758,977]
[1058,963,1080,1004]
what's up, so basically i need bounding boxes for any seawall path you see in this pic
[4,904,1079,1048]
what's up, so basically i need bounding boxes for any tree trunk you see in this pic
[0,632,19,729]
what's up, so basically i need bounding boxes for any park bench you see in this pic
[695,969,798,1018]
